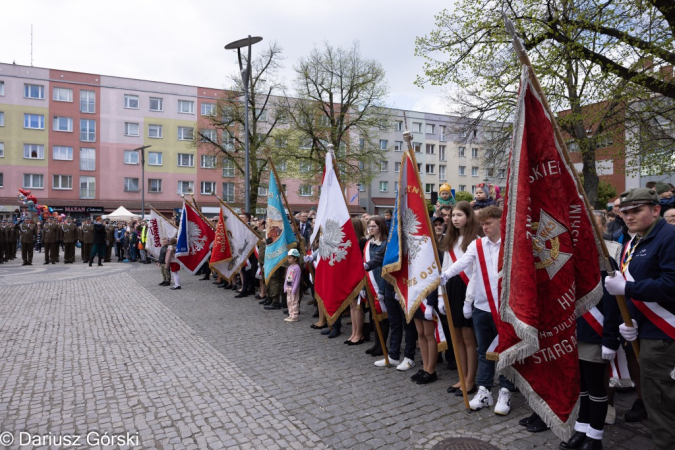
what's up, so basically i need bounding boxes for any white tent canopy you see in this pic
[104,206,140,222]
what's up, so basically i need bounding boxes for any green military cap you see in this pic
[619,187,660,212]
[655,181,671,196]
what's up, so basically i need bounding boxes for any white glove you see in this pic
[303,255,313,263]
[363,263,368,271]
[440,271,450,286]
[463,301,473,319]
[604,274,626,296]
[601,346,617,361]
[619,319,638,342]
[377,293,384,303]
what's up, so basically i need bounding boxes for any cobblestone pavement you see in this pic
[0,251,655,449]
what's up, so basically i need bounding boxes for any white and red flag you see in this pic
[496,66,603,440]
[146,207,177,260]
[211,201,260,282]
[382,150,440,323]
[309,152,365,325]
[175,200,215,274]
[208,207,233,278]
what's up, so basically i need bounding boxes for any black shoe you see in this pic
[347,338,365,346]
[560,432,587,450]
[416,371,438,385]
[410,369,426,381]
[624,398,648,422]
[370,348,383,357]
[455,385,477,396]
[282,309,289,315]
[21,262,28,266]
[447,385,458,394]
[310,323,327,330]
[254,294,263,299]
[320,329,332,335]
[365,343,379,355]
[201,276,210,280]
[264,304,281,310]
[263,298,273,306]
[526,416,549,433]
[212,281,222,284]
[280,302,288,309]
[98,262,102,266]
[44,262,50,265]
[158,281,166,286]
[234,292,249,298]
[328,328,341,338]
[519,412,539,427]
[170,286,182,290]
[579,438,602,450]
[258,297,269,304]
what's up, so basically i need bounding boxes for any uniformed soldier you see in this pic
[2,219,11,261]
[0,219,6,263]
[61,217,78,263]
[81,218,94,263]
[8,220,18,260]
[105,220,115,262]
[15,217,37,265]
[42,217,60,265]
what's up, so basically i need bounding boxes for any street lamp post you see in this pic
[225,35,263,214]
[133,145,152,218]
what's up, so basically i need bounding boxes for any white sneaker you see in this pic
[396,357,416,371]
[493,388,511,415]
[469,386,494,411]
[374,357,400,367]
[605,404,616,425]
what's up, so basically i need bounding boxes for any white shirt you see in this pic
[443,236,500,313]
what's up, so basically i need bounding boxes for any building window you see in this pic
[471,166,479,177]
[458,146,465,157]
[222,132,235,150]
[149,97,163,111]
[148,179,162,192]
[299,160,311,173]
[380,160,388,171]
[201,103,216,116]
[177,153,194,167]
[80,119,96,142]
[200,129,217,143]
[222,159,235,177]
[459,166,466,176]
[178,100,194,114]
[24,84,44,99]
[256,108,267,122]
[567,140,580,152]
[124,150,139,165]
[426,144,435,154]
[80,148,96,171]
[80,176,95,199]
[80,90,95,113]
[417,163,422,174]
[0,173,3,187]
[24,114,44,129]
[413,122,422,133]
[201,155,216,168]
[425,184,434,194]
[439,165,446,181]
[486,168,494,178]
[439,145,446,161]
[358,183,365,192]
[148,151,162,166]
[299,185,313,197]
[148,124,163,138]
[200,181,216,195]
[53,116,73,132]
[380,139,388,150]
[178,180,194,195]
[472,148,478,158]
[124,122,140,136]
[124,94,139,109]
[222,182,235,202]
[426,124,435,134]
[24,144,44,159]
[0,111,4,126]
[394,141,403,152]
[395,121,403,131]
[440,126,446,141]
[277,160,287,172]
[23,173,44,189]
[257,186,268,196]
[471,185,476,194]
[395,161,401,173]
[0,142,4,158]
[53,146,73,161]
[425,164,435,174]
[413,142,422,153]
[498,169,506,178]
[124,177,139,192]
[394,181,399,193]
[379,181,388,192]
[0,81,4,96]
[53,87,73,102]
[459,185,466,192]
[178,126,193,140]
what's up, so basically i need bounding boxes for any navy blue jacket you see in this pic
[577,264,622,350]
[624,218,675,340]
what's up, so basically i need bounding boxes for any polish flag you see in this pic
[175,201,215,274]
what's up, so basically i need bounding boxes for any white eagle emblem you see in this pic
[187,220,208,255]
[319,219,352,266]
[402,206,423,260]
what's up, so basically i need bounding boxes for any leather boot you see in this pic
[98,257,103,266]
[89,258,93,267]
[579,438,602,450]
[560,432,587,449]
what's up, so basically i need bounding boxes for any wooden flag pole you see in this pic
[503,15,639,358]
[268,157,306,258]
[148,205,177,229]
[403,128,470,409]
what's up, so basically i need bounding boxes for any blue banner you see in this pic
[264,170,298,283]
[175,203,189,256]
[382,185,401,268]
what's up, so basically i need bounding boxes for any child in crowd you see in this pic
[157,238,170,286]
[284,249,302,322]
[166,237,181,290]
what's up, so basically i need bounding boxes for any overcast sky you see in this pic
[0,0,453,114]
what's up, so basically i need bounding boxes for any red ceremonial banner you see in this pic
[210,208,233,265]
[496,67,603,440]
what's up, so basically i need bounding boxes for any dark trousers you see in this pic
[115,242,124,260]
[578,359,609,433]
[64,243,76,262]
[473,308,514,391]
[105,244,113,261]
[44,242,54,262]
[241,256,258,294]
[90,244,106,261]
[383,284,417,361]
[47,242,59,262]
[82,243,92,261]
[640,339,675,450]
[21,243,34,264]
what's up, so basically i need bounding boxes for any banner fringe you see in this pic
[574,281,604,318]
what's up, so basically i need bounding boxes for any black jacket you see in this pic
[92,223,107,245]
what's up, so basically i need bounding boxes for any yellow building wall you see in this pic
[143,117,196,174]
[0,104,49,167]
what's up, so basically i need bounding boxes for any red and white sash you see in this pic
[476,238,500,352]
[419,299,447,350]
[448,246,470,286]
[622,236,675,339]
[582,307,633,387]
[254,246,262,279]
[361,241,387,318]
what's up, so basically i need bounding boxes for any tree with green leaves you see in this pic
[415,0,675,204]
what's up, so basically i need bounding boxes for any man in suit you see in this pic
[297,211,312,247]
[16,217,37,265]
